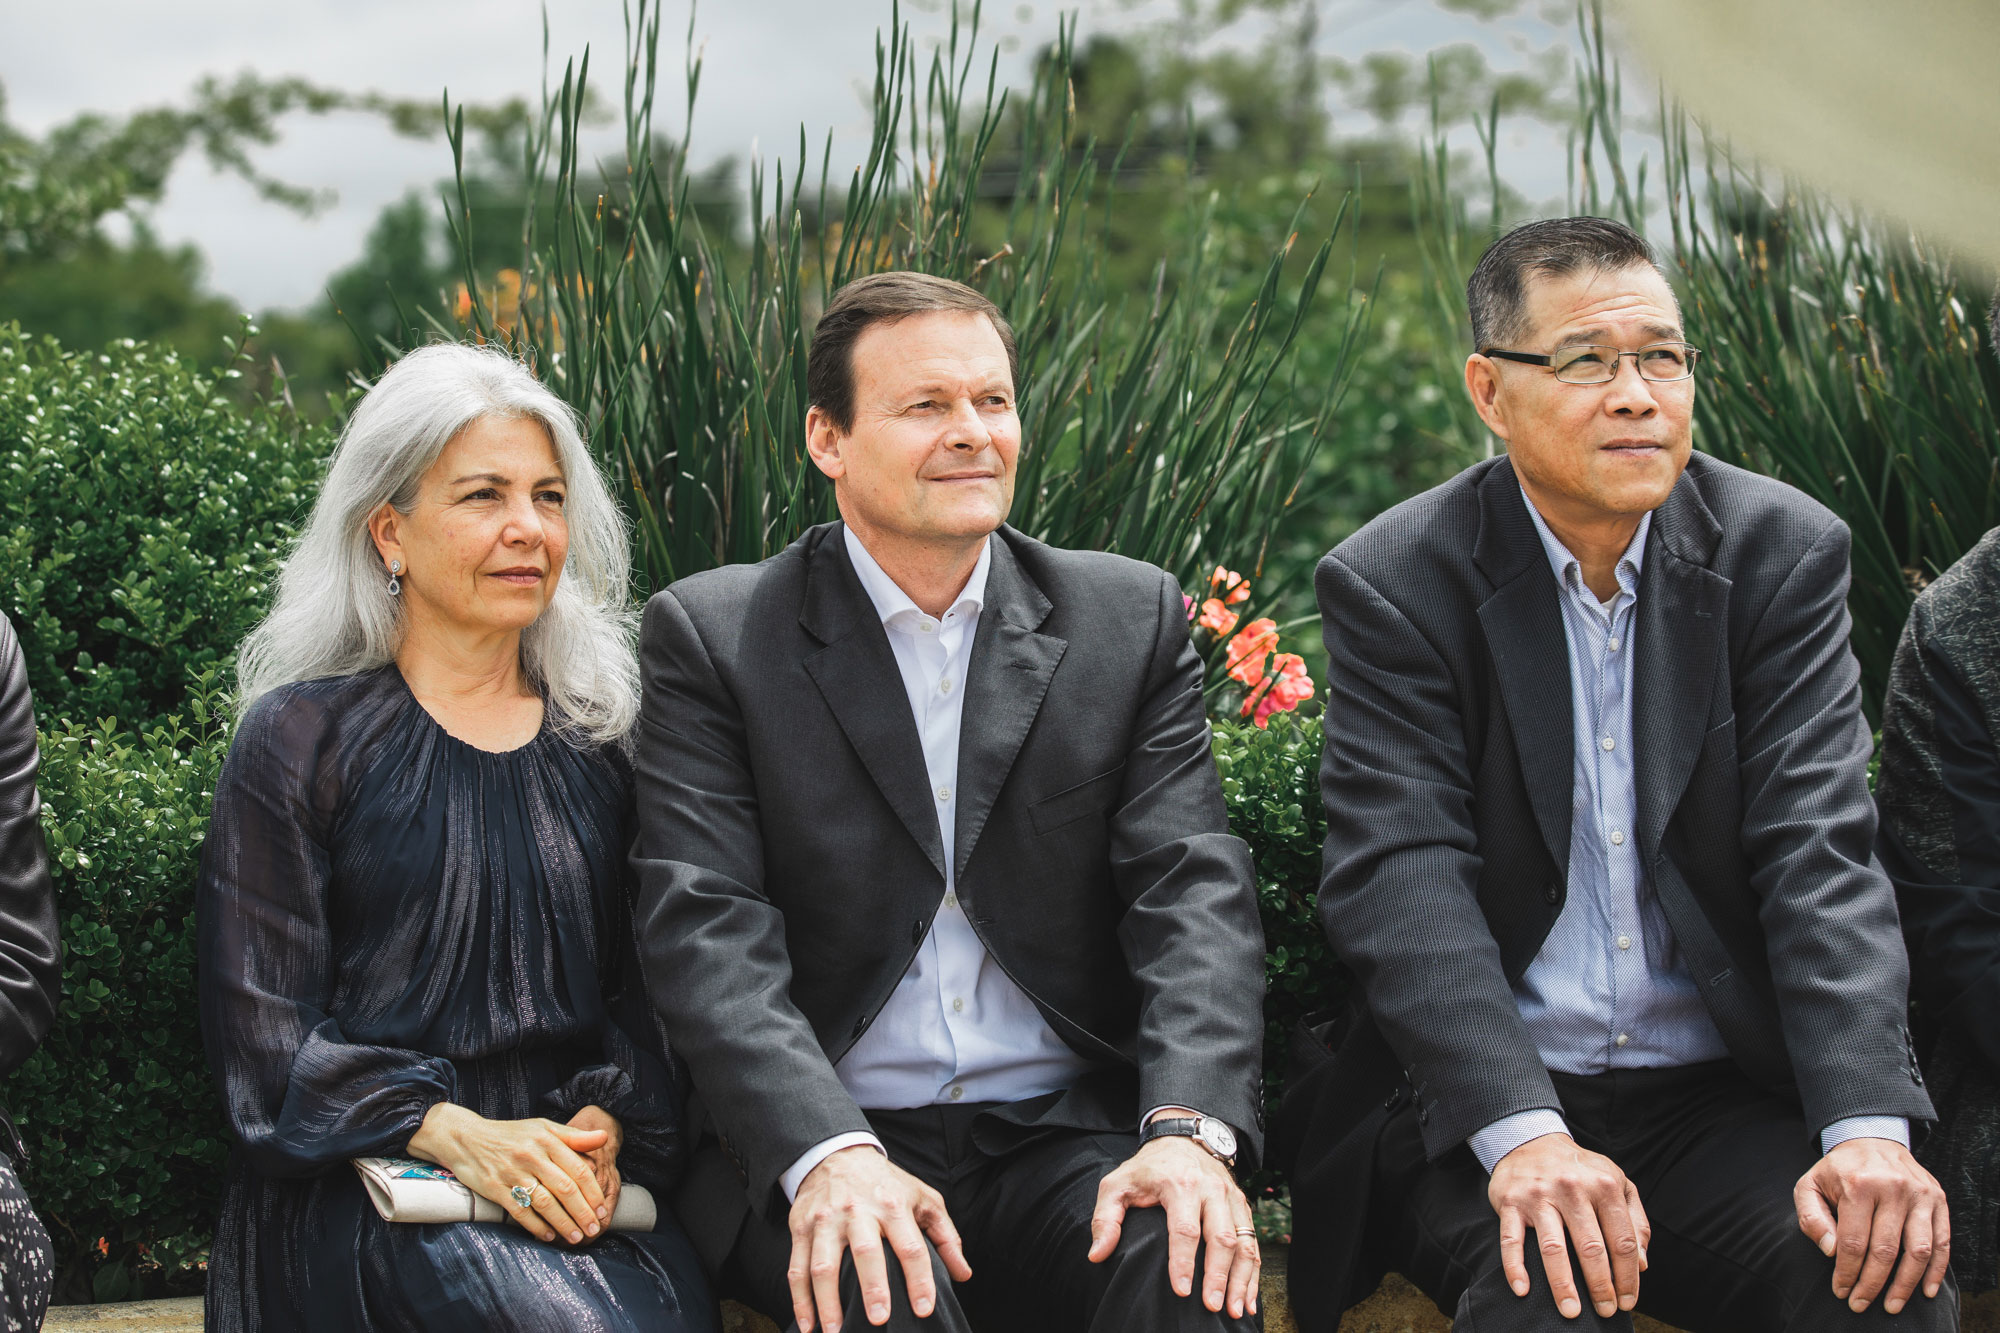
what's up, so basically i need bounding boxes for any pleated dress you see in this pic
[196,666,717,1333]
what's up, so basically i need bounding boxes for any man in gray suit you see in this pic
[1279,217,1954,1331]
[632,272,1266,1333]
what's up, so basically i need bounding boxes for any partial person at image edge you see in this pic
[1876,292,2000,1298]
[1277,216,1954,1332]
[0,614,61,1331]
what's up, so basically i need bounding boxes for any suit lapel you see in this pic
[953,532,1066,882]
[800,528,947,880]
[1632,477,1728,859]
[1474,461,1576,880]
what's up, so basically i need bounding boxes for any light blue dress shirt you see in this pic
[1467,492,1908,1171]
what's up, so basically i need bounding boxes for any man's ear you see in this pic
[804,405,846,481]
[1464,353,1512,444]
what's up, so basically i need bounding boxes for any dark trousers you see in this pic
[718,1102,1260,1333]
[1374,1061,1959,1332]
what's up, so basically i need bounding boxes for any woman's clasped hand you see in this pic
[408,1102,623,1245]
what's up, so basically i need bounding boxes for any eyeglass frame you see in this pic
[1477,341,1704,384]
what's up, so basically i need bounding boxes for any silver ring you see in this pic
[1234,1227,1258,1237]
[510,1183,536,1209]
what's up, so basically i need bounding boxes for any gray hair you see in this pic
[1467,216,1672,349]
[236,342,638,746]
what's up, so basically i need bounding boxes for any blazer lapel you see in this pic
[1474,460,1576,880]
[800,527,948,881]
[1632,477,1728,859]
[953,531,1067,883]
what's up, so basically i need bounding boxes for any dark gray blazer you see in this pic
[630,522,1265,1234]
[1279,453,1933,1327]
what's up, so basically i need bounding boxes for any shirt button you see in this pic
[939,678,953,694]
[943,893,957,910]
[1609,830,1625,846]
[1601,736,1616,752]
[949,1085,964,1101]
[1615,1033,1630,1048]
[920,621,936,633]
[1617,934,1632,951]
[951,997,964,1013]
[937,785,951,802]
[1608,637,1620,652]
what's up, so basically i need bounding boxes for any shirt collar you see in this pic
[842,525,992,628]
[1519,486,1650,603]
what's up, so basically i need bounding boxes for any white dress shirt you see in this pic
[778,529,1093,1200]
[1467,493,1908,1172]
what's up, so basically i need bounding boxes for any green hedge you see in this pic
[0,323,332,733]
[0,326,332,1296]
[26,705,231,1300]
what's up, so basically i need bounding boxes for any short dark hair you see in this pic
[807,272,1020,432]
[1466,216,1670,349]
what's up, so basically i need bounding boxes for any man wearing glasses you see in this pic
[1281,216,1956,1331]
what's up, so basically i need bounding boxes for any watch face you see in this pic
[1199,1118,1237,1159]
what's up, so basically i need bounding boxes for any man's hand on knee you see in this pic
[1487,1132,1649,1321]
[1088,1135,1261,1319]
[788,1144,972,1333]
[1794,1137,1950,1316]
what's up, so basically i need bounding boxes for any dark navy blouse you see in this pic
[197,666,714,1333]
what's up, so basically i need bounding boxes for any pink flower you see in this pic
[1225,618,1278,686]
[1197,598,1240,637]
[1242,652,1315,728]
[1184,593,1197,621]
[1210,565,1252,605]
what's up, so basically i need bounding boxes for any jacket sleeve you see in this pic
[0,616,60,1080]
[1314,552,1560,1157]
[628,588,873,1214]
[1110,571,1266,1162]
[538,906,687,1190]
[1877,594,2000,1068]
[1732,518,1932,1131]
[196,693,457,1178]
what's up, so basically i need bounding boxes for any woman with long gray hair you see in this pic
[196,343,717,1332]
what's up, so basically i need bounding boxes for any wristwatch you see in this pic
[1140,1113,1238,1166]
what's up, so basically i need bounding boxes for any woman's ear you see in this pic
[367,502,405,573]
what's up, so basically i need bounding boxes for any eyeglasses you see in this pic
[1479,341,1703,385]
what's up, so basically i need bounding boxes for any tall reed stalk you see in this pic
[1415,1,2000,708]
[436,2,1360,595]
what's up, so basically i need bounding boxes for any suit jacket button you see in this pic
[852,1016,867,1037]
[1417,1104,1429,1126]
[912,919,926,945]
[1544,884,1560,904]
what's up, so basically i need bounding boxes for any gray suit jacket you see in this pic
[630,522,1265,1232]
[1279,453,1933,1327]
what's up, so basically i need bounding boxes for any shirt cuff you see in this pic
[1469,1109,1570,1174]
[779,1131,886,1202]
[1142,1104,1203,1127]
[1821,1116,1911,1156]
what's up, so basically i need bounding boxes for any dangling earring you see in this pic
[387,560,403,598]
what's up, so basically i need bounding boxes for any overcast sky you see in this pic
[4,0,1579,311]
